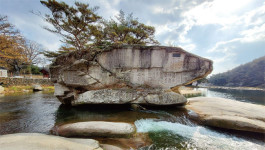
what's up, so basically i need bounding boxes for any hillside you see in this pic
[209,56,265,88]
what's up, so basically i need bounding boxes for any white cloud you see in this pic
[179,43,196,52]
[240,23,265,42]
[183,0,252,26]
[208,38,241,53]
[152,6,178,14]
[207,51,237,74]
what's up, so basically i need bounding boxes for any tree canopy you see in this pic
[101,10,158,45]
[40,0,102,51]
[39,0,159,58]
[0,15,43,75]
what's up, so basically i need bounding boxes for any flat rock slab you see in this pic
[73,89,187,106]
[186,97,265,133]
[0,133,102,150]
[0,86,4,94]
[57,121,136,138]
[100,144,123,150]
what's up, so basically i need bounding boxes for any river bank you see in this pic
[0,85,54,95]
[179,86,203,98]
[199,85,265,91]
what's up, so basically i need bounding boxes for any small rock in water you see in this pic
[32,84,43,91]
[57,121,136,138]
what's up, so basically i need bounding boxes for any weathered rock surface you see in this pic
[32,84,43,91]
[73,89,186,106]
[100,144,123,150]
[57,121,136,138]
[0,133,102,150]
[186,97,265,133]
[50,45,212,105]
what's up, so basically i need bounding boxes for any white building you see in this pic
[0,67,8,77]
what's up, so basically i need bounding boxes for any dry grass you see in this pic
[3,85,54,95]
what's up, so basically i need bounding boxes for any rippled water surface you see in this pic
[0,91,264,149]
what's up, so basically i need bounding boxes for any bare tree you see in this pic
[0,15,19,35]
[24,40,43,65]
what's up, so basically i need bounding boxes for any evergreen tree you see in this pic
[101,10,159,45]
[39,1,159,58]
[40,0,102,54]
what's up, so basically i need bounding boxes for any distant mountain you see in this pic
[208,56,265,88]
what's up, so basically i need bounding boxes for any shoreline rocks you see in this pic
[186,97,265,134]
[0,133,102,150]
[57,121,136,138]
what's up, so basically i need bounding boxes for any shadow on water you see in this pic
[55,104,160,125]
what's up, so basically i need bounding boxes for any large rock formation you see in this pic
[186,97,265,134]
[50,45,212,105]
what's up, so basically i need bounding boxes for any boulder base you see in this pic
[57,121,136,138]
[73,89,187,106]
[186,97,265,133]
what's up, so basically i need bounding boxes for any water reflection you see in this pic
[199,88,265,105]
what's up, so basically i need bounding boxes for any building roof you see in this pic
[40,66,50,73]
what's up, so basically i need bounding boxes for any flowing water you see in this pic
[0,90,264,149]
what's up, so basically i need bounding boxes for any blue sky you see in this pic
[0,0,264,74]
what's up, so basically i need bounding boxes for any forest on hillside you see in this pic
[208,56,265,88]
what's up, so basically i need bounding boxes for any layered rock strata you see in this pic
[50,45,212,105]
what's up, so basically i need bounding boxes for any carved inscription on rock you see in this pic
[130,68,182,88]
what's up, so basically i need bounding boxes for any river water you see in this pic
[0,89,264,149]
